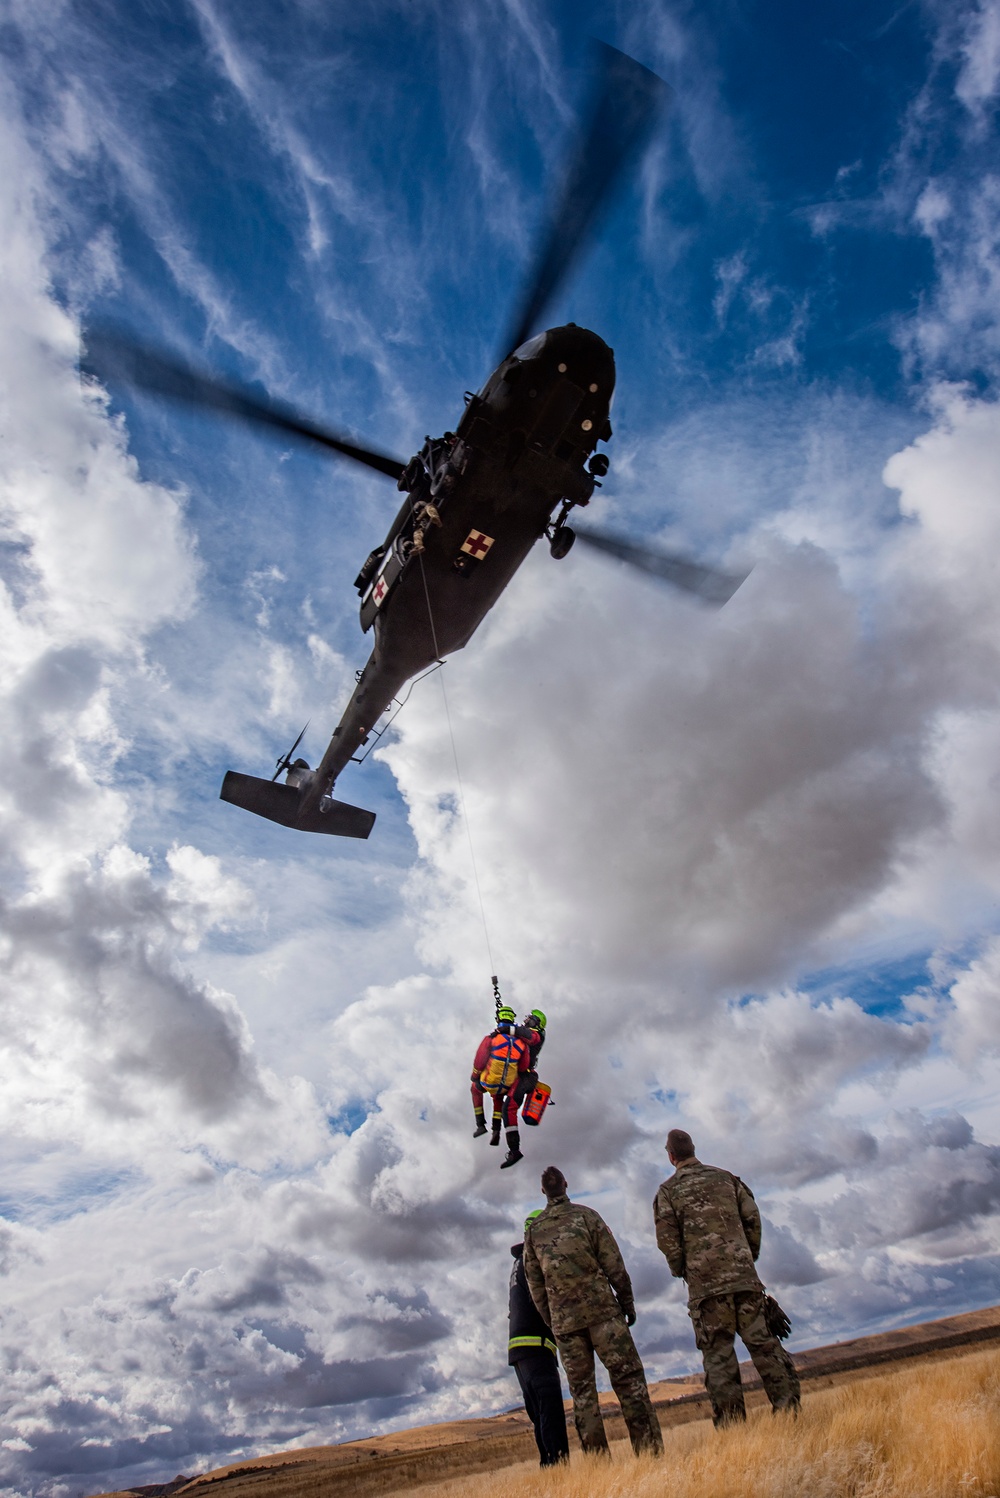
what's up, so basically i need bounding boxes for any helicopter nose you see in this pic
[530,324,616,395]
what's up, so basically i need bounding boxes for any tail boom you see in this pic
[219,772,375,838]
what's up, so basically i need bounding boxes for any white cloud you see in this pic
[956,0,1000,112]
[0,85,353,1479]
[5,3,1000,1494]
[0,57,458,1493]
[943,938,1000,1064]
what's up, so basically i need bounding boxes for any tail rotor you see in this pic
[273,722,309,782]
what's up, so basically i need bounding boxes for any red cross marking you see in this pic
[461,530,494,558]
[373,577,388,605]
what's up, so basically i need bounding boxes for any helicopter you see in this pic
[84,44,748,841]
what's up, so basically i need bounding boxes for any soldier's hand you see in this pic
[625,1308,637,1327]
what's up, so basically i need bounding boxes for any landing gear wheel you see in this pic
[550,526,576,560]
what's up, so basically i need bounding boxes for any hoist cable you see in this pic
[413,541,496,980]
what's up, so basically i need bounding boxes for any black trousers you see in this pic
[513,1352,569,1466]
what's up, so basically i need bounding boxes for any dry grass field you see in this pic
[421,1347,1000,1498]
[95,1309,1000,1498]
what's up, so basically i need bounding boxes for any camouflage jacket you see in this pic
[653,1159,762,1306]
[523,1195,635,1336]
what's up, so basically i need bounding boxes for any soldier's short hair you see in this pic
[541,1165,567,1199]
[667,1128,695,1160]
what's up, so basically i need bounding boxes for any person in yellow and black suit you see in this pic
[509,1210,569,1467]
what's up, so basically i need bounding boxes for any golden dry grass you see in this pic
[420,1347,1000,1498]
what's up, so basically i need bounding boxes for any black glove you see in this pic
[763,1294,791,1341]
[624,1307,636,1327]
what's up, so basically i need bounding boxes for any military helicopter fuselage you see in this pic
[323,327,614,780]
[220,324,615,835]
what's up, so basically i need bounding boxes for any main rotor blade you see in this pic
[82,328,406,481]
[574,526,750,607]
[500,43,670,360]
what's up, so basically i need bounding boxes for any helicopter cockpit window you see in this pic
[512,333,547,361]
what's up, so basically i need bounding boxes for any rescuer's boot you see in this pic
[490,1117,502,1147]
[472,1111,487,1138]
[500,1130,523,1169]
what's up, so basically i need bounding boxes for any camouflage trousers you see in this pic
[556,1315,664,1457]
[691,1290,801,1427]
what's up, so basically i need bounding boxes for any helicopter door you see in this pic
[360,539,407,632]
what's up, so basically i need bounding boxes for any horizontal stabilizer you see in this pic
[220,772,375,839]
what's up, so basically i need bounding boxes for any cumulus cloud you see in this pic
[0,73,370,1493]
[941,938,1000,1063]
[383,390,1000,1008]
[0,104,301,1157]
[5,2,1000,1495]
[0,141,196,648]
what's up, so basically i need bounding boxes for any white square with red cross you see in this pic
[461,530,495,559]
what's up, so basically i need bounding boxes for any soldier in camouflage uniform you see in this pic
[653,1128,800,1427]
[523,1166,663,1458]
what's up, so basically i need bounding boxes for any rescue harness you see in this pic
[481,975,553,1122]
[481,1030,524,1092]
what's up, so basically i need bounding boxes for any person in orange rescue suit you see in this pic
[653,1128,801,1427]
[471,1007,530,1168]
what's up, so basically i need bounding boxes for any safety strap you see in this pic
[492,1031,519,1087]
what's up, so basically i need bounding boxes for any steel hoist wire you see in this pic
[413,541,497,984]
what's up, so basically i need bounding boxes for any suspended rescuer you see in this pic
[471,1007,531,1168]
[523,1166,663,1458]
[653,1128,801,1427]
[514,1009,554,1130]
[509,1209,570,1467]
[514,1008,546,1107]
[517,1009,547,1073]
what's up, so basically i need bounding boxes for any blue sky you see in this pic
[4,0,1000,1492]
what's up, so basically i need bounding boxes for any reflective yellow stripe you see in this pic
[508,1336,557,1355]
